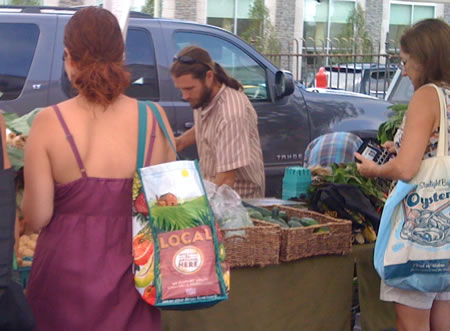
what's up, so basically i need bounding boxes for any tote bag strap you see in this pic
[136,101,148,169]
[429,84,449,157]
[142,101,178,158]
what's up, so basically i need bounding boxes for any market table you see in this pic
[162,244,396,331]
[353,243,396,331]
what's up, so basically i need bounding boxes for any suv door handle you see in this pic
[184,122,193,128]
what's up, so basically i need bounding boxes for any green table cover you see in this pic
[162,244,396,331]
[163,254,354,331]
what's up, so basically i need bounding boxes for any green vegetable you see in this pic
[288,220,304,228]
[299,217,318,226]
[247,209,263,219]
[314,226,330,233]
[242,203,272,217]
[263,217,289,228]
[271,207,279,219]
[279,211,289,222]
[377,104,407,144]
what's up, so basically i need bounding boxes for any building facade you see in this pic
[152,1,449,54]
[5,0,448,54]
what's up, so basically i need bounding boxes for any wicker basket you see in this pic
[265,205,352,262]
[220,219,281,268]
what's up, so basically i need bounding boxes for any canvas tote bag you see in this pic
[374,84,449,292]
[131,101,229,309]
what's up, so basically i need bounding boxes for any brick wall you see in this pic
[365,0,384,52]
[175,1,198,22]
[274,0,296,69]
[444,4,450,25]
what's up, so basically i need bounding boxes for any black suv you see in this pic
[0,6,393,197]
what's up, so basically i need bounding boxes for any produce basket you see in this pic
[265,205,352,262]
[220,219,281,268]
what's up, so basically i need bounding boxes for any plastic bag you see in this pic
[205,181,253,238]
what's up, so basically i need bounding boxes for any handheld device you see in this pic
[356,140,391,165]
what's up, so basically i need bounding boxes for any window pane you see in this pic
[329,22,352,40]
[304,0,329,23]
[237,0,255,19]
[207,0,235,18]
[0,23,39,101]
[413,5,434,24]
[175,32,268,101]
[331,1,354,23]
[124,29,159,100]
[390,4,411,25]
[207,17,234,32]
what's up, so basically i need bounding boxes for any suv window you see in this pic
[0,23,39,101]
[61,28,159,100]
[125,28,159,100]
[175,32,268,101]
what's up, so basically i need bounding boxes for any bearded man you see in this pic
[170,46,265,198]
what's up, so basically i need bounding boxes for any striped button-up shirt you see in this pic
[193,85,265,198]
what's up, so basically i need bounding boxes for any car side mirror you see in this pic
[275,70,294,99]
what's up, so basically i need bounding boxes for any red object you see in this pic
[135,193,148,215]
[316,67,328,88]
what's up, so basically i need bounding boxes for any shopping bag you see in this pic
[131,101,229,309]
[374,84,450,292]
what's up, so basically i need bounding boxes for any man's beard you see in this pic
[191,83,213,109]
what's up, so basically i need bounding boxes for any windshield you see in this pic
[386,69,414,105]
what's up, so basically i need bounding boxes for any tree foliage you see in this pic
[240,0,280,54]
[337,3,373,62]
[8,0,40,5]
[141,0,154,16]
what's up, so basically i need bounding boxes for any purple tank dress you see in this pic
[26,105,161,330]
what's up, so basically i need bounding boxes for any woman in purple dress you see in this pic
[22,7,175,330]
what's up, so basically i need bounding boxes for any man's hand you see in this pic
[175,127,196,153]
[215,170,237,189]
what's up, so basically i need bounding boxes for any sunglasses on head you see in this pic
[173,54,213,70]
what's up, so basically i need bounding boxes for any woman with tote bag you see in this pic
[355,19,449,331]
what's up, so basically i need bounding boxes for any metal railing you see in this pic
[263,37,401,98]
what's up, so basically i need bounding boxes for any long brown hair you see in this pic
[64,7,130,107]
[170,46,243,90]
[400,19,450,88]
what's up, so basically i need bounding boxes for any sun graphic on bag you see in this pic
[181,169,189,178]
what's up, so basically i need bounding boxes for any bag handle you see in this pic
[429,84,448,157]
[136,101,148,169]
[142,101,178,157]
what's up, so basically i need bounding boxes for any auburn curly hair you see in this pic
[64,7,130,108]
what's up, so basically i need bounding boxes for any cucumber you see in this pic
[271,207,279,219]
[314,226,330,233]
[247,209,263,219]
[288,220,304,228]
[279,211,289,222]
[242,202,272,217]
[299,217,319,226]
[264,217,289,228]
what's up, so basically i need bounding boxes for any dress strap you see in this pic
[52,105,87,177]
[144,109,157,167]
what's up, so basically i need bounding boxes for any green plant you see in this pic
[335,3,373,63]
[309,163,390,210]
[377,104,408,144]
[141,0,154,16]
[240,0,280,54]
[150,196,211,232]
[8,0,40,5]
